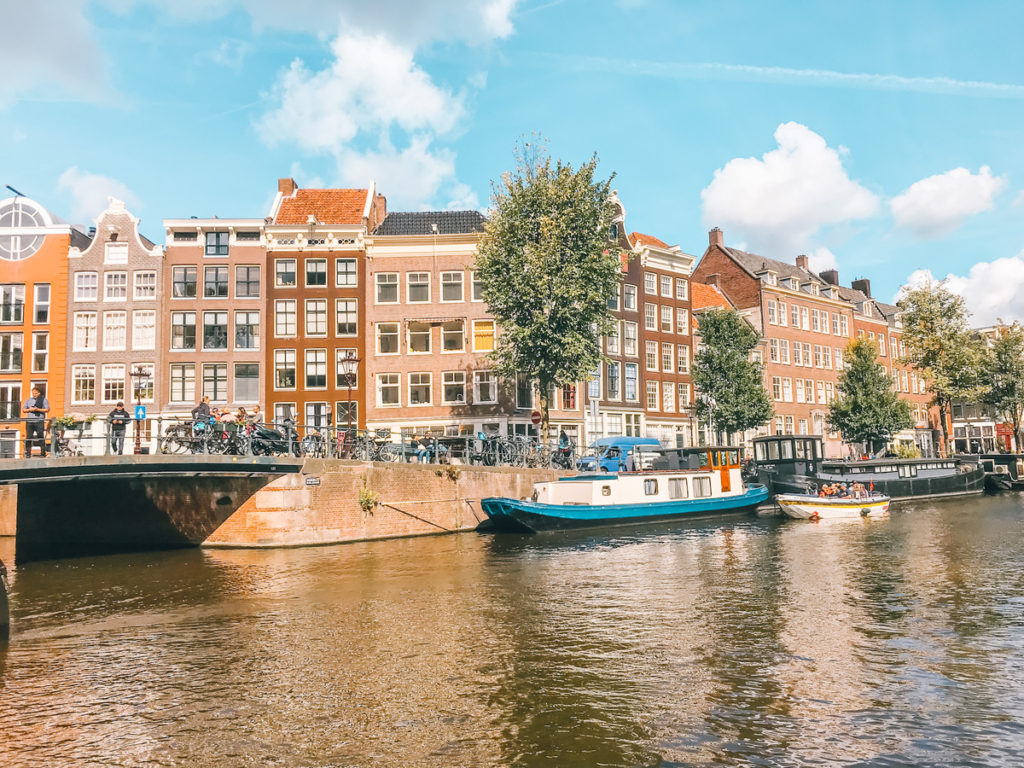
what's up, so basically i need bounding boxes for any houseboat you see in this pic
[752,436,984,501]
[977,454,1024,492]
[480,446,769,533]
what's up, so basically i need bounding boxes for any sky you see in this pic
[2,0,1023,324]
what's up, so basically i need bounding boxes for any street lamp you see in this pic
[339,353,360,452]
[129,366,151,455]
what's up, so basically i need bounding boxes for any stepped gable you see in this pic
[275,188,368,226]
[372,210,486,236]
[628,231,670,249]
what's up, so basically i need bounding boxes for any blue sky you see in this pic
[3,0,1023,322]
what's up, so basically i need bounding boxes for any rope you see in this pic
[463,498,483,523]
[379,502,452,532]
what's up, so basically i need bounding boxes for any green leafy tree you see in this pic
[827,338,913,454]
[475,141,623,436]
[898,280,986,455]
[693,308,773,441]
[982,325,1024,451]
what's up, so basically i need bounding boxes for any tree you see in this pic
[898,280,986,456]
[982,325,1024,451]
[827,338,913,454]
[692,308,773,441]
[475,141,624,437]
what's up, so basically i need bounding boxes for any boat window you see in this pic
[982,460,994,472]
[699,452,711,469]
[795,441,807,460]
[601,486,611,496]
[898,464,918,478]
[644,479,658,496]
[669,477,689,499]
[693,476,712,497]
[755,442,767,462]
[768,441,780,461]
[780,440,794,460]
[813,441,822,459]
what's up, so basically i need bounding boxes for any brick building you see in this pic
[0,194,87,456]
[265,178,385,431]
[65,198,162,451]
[160,216,266,418]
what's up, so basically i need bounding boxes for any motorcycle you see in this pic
[250,419,302,456]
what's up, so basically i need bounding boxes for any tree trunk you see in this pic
[538,379,551,446]
[938,401,950,458]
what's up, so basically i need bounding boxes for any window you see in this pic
[30,332,47,373]
[169,364,195,403]
[205,231,229,256]
[516,374,533,409]
[202,363,227,402]
[377,373,400,406]
[811,308,821,332]
[644,478,659,495]
[274,403,296,425]
[663,384,675,412]
[74,312,97,352]
[132,310,156,350]
[275,299,297,336]
[676,278,688,300]
[407,272,430,303]
[799,418,808,435]
[767,299,777,324]
[409,372,431,405]
[441,271,464,302]
[274,350,296,389]
[770,339,779,362]
[377,323,399,354]
[473,320,495,352]
[693,477,712,498]
[817,380,826,404]
[780,339,789,364]
[623,284,637,310]
[783,377,793,402]
[823,347,832,369]
[606,324,620,355]
[624,363,638,401]
[130,363,155,402]
[335,349,358,389]
[102,364,126,404]
[644,303,657,330]
[826,382,834,402]
[644,272,657,293]
[790,304,799,327]
[336,258,357,287]
[443,371,467,404]
[623,322,638,356]
[878,335,886,356]
[471,271,484,302]
[588,365,601,399]
[562,383,577,409]
[234,266,260,298]
[607,362,621,400]
[236,230,260,242]
[306,259,327,287]
[171,311,196,350]
[305,349,327,389]
[669,477,689,499]
[172,231,197,242]
[235,311,259,349]
[275,259,296,287]
[835,348,844,370]
[72,365,95,404]
[234,363,259,402]
[133,271,156,299]
[33,284,49,323]
[305,299,328,336]
[103,311,127,350]
[202,266,228,298]
[305,402,330,429]
[474,371,496,403]
[795,377,805,403]
[676,308,689,335]
[779,302,787,326]
[772,376,782,400]
[832,312,840,335]
[376,273,398,303]
[661,342,673,372]
[172,266,197,298]
[661,305,673,333]
[840,315,849,336]
[813,345,823,368]
[804,379,813,403]
[784,415,794,434]
[800,307,809,330]
[793,343,802,366]
[105,271,128,301]
[408,321,431,353]
[660,275,672,297]
[75,273,98,301]
[203,312,228,349]
[774,415,784,434]
[677,344,690,373]
[336,299,357,336]
[442,321,464,352]
[647,381,659,410]
[105,242,128,264]
[646,341,658,371]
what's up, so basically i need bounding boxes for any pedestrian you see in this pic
[414,435,429,463]
[191,396,211,422]
[249,405,263,426]
[22,386,49,458]
[107,400,130,455]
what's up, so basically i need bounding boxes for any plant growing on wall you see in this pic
[358,482,378,514]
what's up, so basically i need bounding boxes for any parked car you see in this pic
[576,437,662,472]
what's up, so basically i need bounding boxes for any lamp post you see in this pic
[129,366,151,455]
[339,353,360,454]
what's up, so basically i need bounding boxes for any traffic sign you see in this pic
[530,410,541,425]
[135,405,146,420]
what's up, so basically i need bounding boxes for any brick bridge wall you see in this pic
[204,461,566,548]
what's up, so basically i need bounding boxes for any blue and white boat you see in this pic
[481,446,769,533]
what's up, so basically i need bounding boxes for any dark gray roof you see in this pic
[372,210,486,236]
[723,246,825,286]
[874,301,900,319]
[70,228,93,250]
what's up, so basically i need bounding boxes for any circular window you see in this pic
[0,199,46,261]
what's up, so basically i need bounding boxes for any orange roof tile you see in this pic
[691,282,730,312]
[629,231,670,249]
[275,188,368,226]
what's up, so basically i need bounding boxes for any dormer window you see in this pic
[789,277,800,290]
[759,271,778,286]
[810,284,819,295]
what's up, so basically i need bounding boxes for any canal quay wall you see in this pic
[203,460,561,548]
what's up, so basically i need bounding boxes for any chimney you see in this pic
[795,254,809,270]
[708,227,723,247]
[87,226,96,238]
[820,269,839,285]
[852,278,871,298]
[278,177,297,196]
[705,273,721,288]
[373,193,387,229]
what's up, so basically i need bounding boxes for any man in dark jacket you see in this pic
[22,387,49,457]
[107,401,131,455]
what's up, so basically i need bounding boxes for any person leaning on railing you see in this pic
[23,386,49,458]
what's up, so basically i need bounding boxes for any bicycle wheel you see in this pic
[375,443,400,462]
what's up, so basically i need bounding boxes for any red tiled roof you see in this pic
[691,282,730,311]
[629,231,670,249]
[275,188,368,226]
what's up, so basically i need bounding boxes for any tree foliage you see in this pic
[827,338,913,453]
[692,308,773,439]
[982,325,1024,451]
[475,140,623,434]
[898,280,985,455]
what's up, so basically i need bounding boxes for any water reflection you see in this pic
[3,498,1024,766]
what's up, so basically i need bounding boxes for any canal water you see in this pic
[3,495,1024,767]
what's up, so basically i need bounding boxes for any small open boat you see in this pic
[776,493,891,520]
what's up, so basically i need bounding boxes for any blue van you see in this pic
[576,436,662,472]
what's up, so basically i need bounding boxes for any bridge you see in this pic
[0,455,305,563]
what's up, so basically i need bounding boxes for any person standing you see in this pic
[22,387,49,458]
[191,396,211,422]
[249,405,263,426]
[107,401,130,455]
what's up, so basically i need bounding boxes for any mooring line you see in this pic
[379,502,452,532]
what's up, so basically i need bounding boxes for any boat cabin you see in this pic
[752,436,823,477]
[979,454,1024,482]
[817,457,962,482]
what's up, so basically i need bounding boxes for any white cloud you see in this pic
[1012,190,1024,208]
[891,166,1007,237]
[701,122,880,257]
[808,247,838,273]
[902,254,1024,326]
[57,167,139,224]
